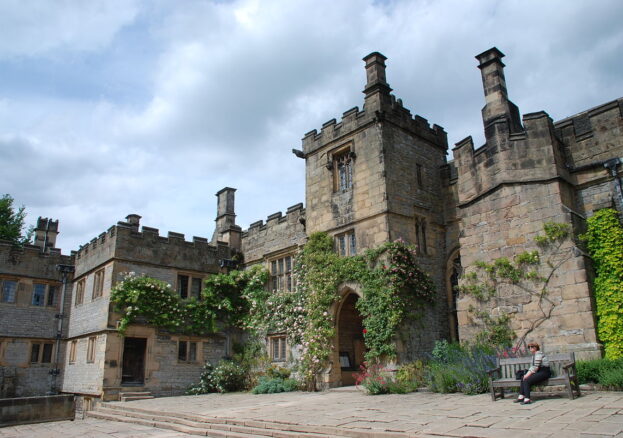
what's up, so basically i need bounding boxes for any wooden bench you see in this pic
[487,352,581,401]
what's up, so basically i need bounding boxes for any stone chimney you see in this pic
[33,217,59,251]
[125,214,141,232]
[476,47,522,136]
[362,52,392,111]
[212,187,241,250]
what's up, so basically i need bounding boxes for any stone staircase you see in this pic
[119,391,155,402]
[87,402,411,437]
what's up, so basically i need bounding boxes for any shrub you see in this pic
[187,360,248,394]
[353,362,417,395]
[251,376,299,394]
[395,360,426,392]
[426,341,496,395]
[577,357,623,388]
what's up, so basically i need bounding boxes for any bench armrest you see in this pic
[562,362,577,373]
[486,366,501,377]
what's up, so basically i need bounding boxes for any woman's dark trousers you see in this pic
[519,367,551,399]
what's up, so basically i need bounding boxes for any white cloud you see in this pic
[1,0,622,251]
[0,0,140,58]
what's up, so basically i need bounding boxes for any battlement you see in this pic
[453,111,569,205]
[555,98,623,143]
[74,217,224,277]
[302,94,447,156]
[0,239,73,279]
[243,203,305,237]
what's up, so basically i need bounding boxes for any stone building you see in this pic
[0,218,73,397]
[1,46,622,397]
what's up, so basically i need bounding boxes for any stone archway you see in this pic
[335,292,365,386]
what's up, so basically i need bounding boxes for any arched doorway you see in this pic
[337,293,365,385]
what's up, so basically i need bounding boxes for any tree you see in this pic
[0,194,33,245]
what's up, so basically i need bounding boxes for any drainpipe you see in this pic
[51,264,75,394]
[603,158,623,216]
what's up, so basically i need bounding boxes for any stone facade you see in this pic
[0,219,73,397]
[2,46,622,396]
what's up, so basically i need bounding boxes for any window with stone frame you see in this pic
[335,230,356,257]
[269,335,287,362]
[30,342,54,364]
[75,278,86,305]
[31,283,58,307]
[270,255,293,292]
[86,336,96,363]
[69,340,77,364]
[92,268,105,299]
[330,146,355,192]
[178,340,198,362]
[177,274,203,300]
[1,279,17,303]
[415,217,428,255]
[416,163,423,188]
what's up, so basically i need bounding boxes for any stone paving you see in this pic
[2,388,623,437]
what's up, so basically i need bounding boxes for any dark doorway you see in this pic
[337,293,365,385]
[121,337,146,385]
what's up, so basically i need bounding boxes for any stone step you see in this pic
[120,395,155,402]
[91,405,346,438]
[88,410,266,437]
[119,391,153,396]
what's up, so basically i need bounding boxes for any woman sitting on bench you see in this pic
[515,342,551,405]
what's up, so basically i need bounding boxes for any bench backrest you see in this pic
[497,352,575,379]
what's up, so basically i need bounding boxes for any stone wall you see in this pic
[241,203,307,265]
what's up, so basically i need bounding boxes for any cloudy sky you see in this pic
[1,0,622,251]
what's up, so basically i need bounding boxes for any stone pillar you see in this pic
[212,187,240,250]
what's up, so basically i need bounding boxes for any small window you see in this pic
[335,230,356,256]
[47,285,57,306]
[1,280,17,303]
[178,340,198,362]
[416,163,423,188]
[30,343,40,363]
[415,217,428,255]
[42,343,53,363]
[270,336,287,362]
[32,283,46,306]
[86,337,96,363]
[269,256,294,292]
[92,269,105,299]
[177,275,204,299]
[29,342,54,364]
[75,279,86,305]
[69,340,77,364]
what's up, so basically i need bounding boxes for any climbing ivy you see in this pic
[459,222,572,349]
[582,208,623,359]
[112,234,435,391]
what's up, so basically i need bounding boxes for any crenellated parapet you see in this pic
[555,98,623,168]
[0,239,73,279]
[74,219,224,277]
[241,203,307,265]
[302,95,447,156]
[453,111,570,205]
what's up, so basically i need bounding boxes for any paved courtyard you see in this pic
[1,388,623,437]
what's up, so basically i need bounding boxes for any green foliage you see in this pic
[0,194,33,245]
[394,360,427,391]
[111,274,216,334]
[582,209,623,359]
[186,360,248,394]
[111,266,269,336]
[251,376,299,394]
[459,222,574,349]
[577,357,623,388]
[426,341,496,395]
